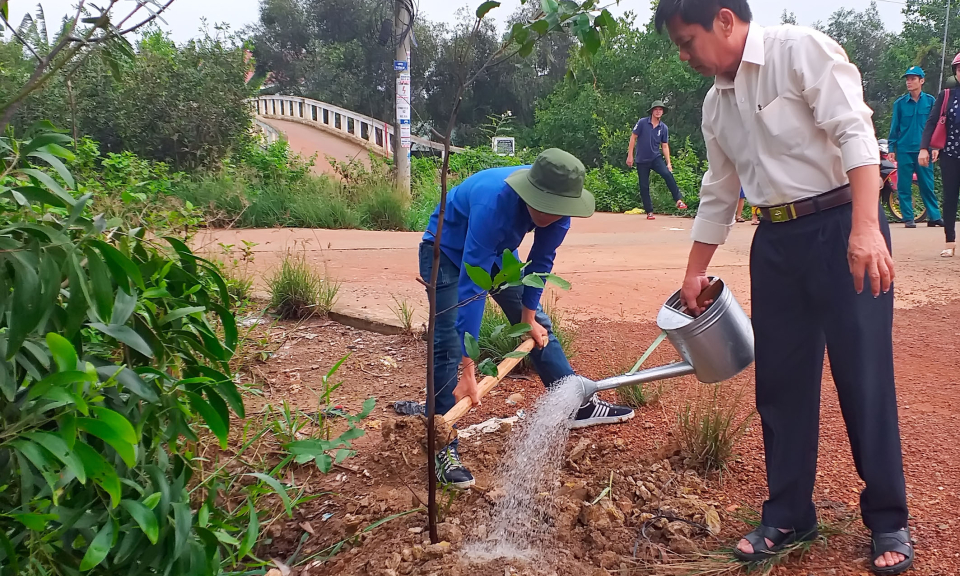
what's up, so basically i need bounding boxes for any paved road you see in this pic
[259,118,373,176]
[196,214,960,328]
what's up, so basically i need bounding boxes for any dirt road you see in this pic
[218,215,960,574]
[196,213,960,327]
[259,117,373,176]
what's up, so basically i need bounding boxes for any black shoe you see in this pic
[435,443,475,489]
[570,395,635,429]
[393,400,425,416]
[904,220,917,228]
[928,219,944,227]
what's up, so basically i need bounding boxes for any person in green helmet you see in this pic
[414,148,635,490]
[626,100,688,219]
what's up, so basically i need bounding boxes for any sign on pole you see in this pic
[396,70,412,149]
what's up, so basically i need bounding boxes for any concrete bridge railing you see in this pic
[251,94,460,156]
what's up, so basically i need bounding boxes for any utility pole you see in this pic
[940,0,953,93]
[394,0,412,197]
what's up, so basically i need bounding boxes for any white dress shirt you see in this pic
[692,24,880,245]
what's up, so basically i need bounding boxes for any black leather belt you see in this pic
[758,185,852,223]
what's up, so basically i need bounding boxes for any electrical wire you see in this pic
[396,0,416,49]
[369,0,416,49]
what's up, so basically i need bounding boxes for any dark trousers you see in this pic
[417,242,575,417]
[637,156,683,213]
[750,202,908,533]
[940,155,960,243]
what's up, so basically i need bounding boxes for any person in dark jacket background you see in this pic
[920,52,960,257]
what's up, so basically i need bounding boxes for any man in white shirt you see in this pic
[654,1,912,574]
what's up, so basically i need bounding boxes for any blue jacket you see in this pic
[889,92,936,154]
[423,166,570,356]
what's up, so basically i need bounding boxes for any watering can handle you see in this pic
[679,278,722,314]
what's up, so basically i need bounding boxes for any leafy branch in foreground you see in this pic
[0,125,290,574]
[0,0,176,131]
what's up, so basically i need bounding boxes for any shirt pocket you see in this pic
[755,95,806,154]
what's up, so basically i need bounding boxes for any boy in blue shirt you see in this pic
[419,148,634,488]
[888,66,943,228]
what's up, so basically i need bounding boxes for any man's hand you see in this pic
[667,162,673,172]
[681,274,713,316]
[521,306,549,349]
[847,164,893,297]
[680,242,720,316]
[626,156,634,168]
[453,358,481,406]
[528,320,549,349]
[888,152,896,164]
[919,149,930,167]
[848,225,895,296]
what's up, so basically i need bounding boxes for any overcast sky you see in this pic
[5,0,908,43]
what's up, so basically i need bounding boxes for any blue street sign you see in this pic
[394,61,408,71]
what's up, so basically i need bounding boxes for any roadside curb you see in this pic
[250,292,409,336]
[328,309,407,336]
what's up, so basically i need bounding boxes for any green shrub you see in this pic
[268,254,338,319]
[586,138,705,215]
[586,163,638,213]
[231,138,313,185]
[0,128,268,574]
[361,185,409,231]
[292,190,365,230]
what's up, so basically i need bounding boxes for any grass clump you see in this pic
[389,295,418,335]
[361,185,409,230]
[267,254,339,319]
[674,384,753,474]
[616,381,664,408]
[478,303,520,362]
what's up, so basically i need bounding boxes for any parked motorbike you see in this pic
[878,139,927,223]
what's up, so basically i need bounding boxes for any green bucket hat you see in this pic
[505,148,595,218]
[648,100,668,114]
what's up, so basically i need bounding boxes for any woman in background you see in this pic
[920,51,960,257]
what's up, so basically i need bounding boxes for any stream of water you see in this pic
[468,375,585,560]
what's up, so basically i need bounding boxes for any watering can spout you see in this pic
[575,362,697,403]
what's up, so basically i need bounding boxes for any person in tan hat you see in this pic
[413,148,635,489]
[626,100,689,219]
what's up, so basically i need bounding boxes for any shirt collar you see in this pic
[714,23,765,90]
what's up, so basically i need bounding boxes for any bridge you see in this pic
[252,94,462,176]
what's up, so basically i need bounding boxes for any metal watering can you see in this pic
[576,278,755,402]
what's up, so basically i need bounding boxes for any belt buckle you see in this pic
[768,205,793,223]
